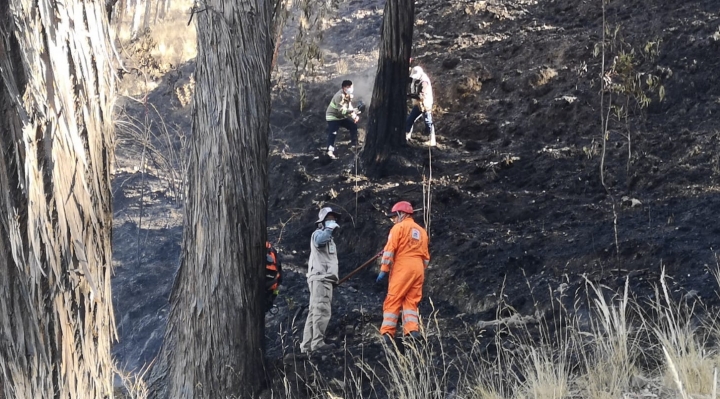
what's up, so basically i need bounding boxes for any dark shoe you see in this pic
[383,335,405,355]
[283,352,308,363]
[312,342,336,353]
[382,334,394,346]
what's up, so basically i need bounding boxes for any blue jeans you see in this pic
[405,105,433,135]
[327,119,358,148]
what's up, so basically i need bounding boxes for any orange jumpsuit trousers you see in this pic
[379,217,430,336]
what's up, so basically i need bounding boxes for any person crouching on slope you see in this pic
[301,207,341,354]
[326,80,359,159]
[376,201,430,343]
[405,66,436,146]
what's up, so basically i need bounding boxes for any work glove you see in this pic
[376,251,383,258]
[324,220,340,230]
[376,271,387,283]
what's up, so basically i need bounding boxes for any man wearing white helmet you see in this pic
[406,66,436,146]
[300,207,341,354]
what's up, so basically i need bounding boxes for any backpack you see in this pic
[265,242,282,312]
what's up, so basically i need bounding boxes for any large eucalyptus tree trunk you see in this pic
[361,0,414,176]
[148,1,274,398]
[0,0,116,398]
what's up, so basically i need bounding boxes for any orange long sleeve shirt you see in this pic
[380,217,430,273]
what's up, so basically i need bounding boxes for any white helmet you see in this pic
[410,66,424,80]
[315,207,340,224]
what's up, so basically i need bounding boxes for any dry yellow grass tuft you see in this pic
[113,0,197,97]
[529,67,558,88]
[650,269,720,398]
[146,9,197,68]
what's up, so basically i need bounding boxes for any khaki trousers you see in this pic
[300,280,333,352]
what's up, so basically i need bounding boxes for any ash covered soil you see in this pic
[111,0,720,393]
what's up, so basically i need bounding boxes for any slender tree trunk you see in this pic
[164,0,172,17]
[361,0,414,176]
[0,0,116,397]
[142,0,152,33]
[270,21,283,71]
[154,0,167,23]
[106,0,120,20]
[115,0,127,29]
[148,1,274,398]
[131,0,144,39]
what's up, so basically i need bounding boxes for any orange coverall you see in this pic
[380,217,430,336]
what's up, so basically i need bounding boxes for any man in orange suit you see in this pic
[377,201,430,342]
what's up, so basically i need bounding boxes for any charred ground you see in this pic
[110,0,720,394]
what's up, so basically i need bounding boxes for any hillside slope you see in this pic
[110,0,720,395]
[267,0,720,340]
[264,0,720,393]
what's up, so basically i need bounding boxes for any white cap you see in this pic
[410,66,424,80]
[315,207,340,224]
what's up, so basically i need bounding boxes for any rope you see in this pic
[354,142,359,222]
[136,72,151,269]
[424,141,433,239]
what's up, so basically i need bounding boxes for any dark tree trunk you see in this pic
[361,0,415,176]
[106,0,119,19]
[147,1,274,398]
[0,0,117,397]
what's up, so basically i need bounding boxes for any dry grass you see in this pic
[517,347,570,399]
[113,0,197,97]
[378,321,451,399]
[529,67,558,88]
[336,59,349,75]
[114,363,151,399]
[114,0,196,62]
[108,247,720,399]
[576,277,641,399]
[115,102,189,203]
[649,268,720,398]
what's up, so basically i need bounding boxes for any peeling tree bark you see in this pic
[0,0,117,397]
[147,1,274,398]
[361,0,415,176]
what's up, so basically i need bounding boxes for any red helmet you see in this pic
[390,201,414,215]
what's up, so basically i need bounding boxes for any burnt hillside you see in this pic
[110,0,720,395]
[266,0,720,337]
